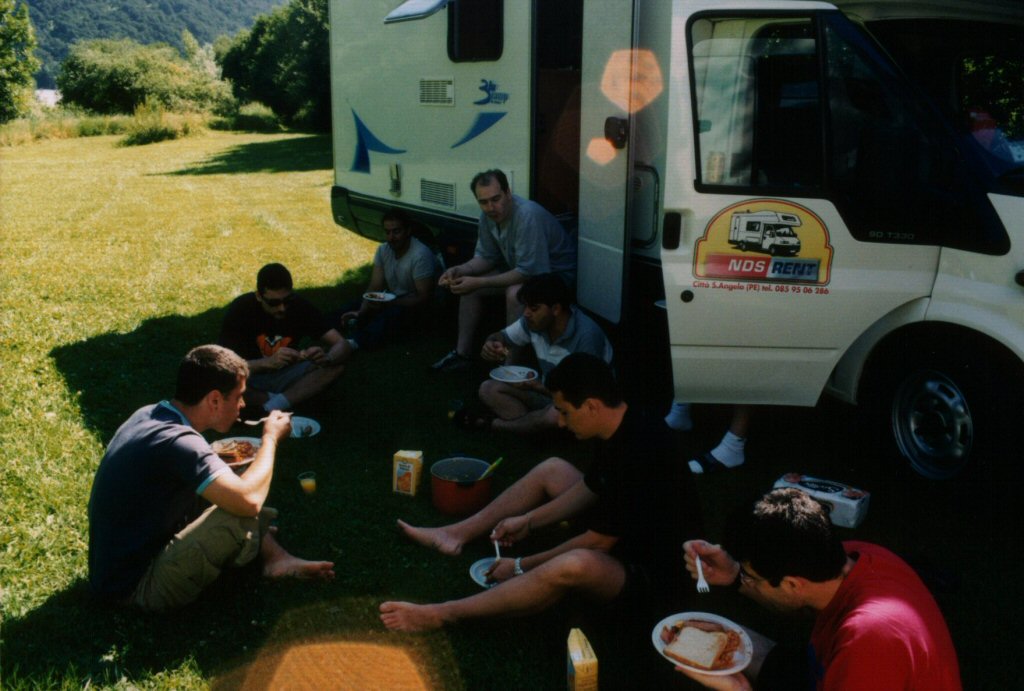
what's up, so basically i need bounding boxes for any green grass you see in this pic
[2,132,1020,690]
[0,131,590,689]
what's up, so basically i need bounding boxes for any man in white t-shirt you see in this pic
[454,274,612,435]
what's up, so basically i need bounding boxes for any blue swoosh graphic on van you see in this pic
[451,112,507,148]
[351,110,406,173]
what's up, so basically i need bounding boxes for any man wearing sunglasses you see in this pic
[219,263,351,414]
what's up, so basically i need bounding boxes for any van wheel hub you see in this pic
[891,370,972,479]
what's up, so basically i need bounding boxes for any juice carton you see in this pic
[566,628,598,691]
[392,450,423,496]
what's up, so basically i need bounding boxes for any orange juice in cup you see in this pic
[298,471,316,494]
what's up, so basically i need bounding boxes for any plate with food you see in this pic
[363,291,396,303]
[489,366,539,384]
[212,437,261,468]
[469,557,497,588]
[651,612,752,676]
[290,416,321,438]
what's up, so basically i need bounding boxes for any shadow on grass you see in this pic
[165,134,332,176]
[26,273,590,689]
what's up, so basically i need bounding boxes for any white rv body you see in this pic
[330,0,1024,477]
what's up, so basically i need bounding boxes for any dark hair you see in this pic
[517,273,571,310]
[174,345,248,405]
[256,263,293,294]
[381,208,411,229]
[546,353,621,408]
[470,169,510,195]
[723,488,847,586]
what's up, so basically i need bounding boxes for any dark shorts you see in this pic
[248,361,315,393]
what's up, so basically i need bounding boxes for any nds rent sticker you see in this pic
[694,199,834,288]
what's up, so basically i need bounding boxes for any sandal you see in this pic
[688,452,729,475]
[452,407,495,431]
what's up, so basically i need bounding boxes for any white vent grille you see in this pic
[420,179,456,208]
[419,78,454,105]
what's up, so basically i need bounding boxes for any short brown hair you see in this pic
[174,345,248,405]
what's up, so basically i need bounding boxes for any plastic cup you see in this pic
[298,471,317,494]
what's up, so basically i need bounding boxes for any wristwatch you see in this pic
[513,557,524,576]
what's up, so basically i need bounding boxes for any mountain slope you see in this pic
[26,0,286,87]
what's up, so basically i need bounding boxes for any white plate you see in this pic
[651,611,753,676]
[290,416,321,438]
[212,436,261,468]
[363,291,396,303]
[469,557,497,588]
[489,366,539,384]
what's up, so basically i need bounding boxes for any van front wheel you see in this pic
[889,368,974,479]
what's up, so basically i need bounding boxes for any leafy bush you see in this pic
[57,37,235,115]
[0,0,41,123]
[120,99,202,146]
[208,101,281,132]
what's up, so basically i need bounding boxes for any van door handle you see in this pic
[604,117,628,149]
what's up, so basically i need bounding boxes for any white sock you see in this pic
[664,402,693,432]
[710,430,746,467]
[263,393,291,412]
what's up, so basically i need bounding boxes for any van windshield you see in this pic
[867,19,1024,189]
[765,225,797,236]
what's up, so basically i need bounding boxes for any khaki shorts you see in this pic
[129,505,276,612]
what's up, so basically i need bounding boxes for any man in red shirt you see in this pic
[679,488,961,691]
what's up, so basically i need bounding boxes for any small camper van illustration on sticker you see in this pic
[728,210,802,256]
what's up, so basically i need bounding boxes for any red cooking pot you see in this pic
[431,457,492,515]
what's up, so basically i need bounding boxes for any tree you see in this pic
[218,0,330,130]
[0,0,41,123]
[56,37,233,114]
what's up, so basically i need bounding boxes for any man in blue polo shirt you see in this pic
[454,273,612,435]
[88,345,334,611]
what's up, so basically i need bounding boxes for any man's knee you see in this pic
[479,379,499,403]
[548,549,611,586]
[531,457,580,484]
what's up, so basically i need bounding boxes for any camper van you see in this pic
[728,210,802,256]
[329,0,1024,478]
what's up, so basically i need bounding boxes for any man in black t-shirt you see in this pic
[219,263,351,414]
[382,353,702,632]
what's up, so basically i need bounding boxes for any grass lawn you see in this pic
[1,131,1020,689]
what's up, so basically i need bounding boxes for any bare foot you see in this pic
[263,555,335,581]
[380,601,446,632]
[397,519,463,556]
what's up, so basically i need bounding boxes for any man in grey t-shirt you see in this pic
[433,169,577,372]
[337,209,438,351]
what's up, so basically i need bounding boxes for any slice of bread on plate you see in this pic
[663,626,729,670]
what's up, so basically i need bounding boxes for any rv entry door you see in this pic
[575,2,638,324]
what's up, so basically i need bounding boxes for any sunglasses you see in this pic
[260,294,295,308]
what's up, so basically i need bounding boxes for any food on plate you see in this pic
[214,439,257,464]
[660,619,742,671]
[366,292,385,300]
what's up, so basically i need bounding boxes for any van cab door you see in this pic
[660,4,962,405]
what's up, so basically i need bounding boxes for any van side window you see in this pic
[448,0,503,62]
[690,17,821,190]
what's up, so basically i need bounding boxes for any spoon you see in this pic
[479,456,504,480]
[239,412,292,426]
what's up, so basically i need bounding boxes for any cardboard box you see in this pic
[773,473,870,528]
[392,450,423,496]
[567,628,598,691]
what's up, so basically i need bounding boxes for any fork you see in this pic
[240,412,292,426]
[695,556,710,593]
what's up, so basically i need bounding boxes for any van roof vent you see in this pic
[420,179,456,208]
[420,78,454,106]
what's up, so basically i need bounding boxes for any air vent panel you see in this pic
[420,179,456,208]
